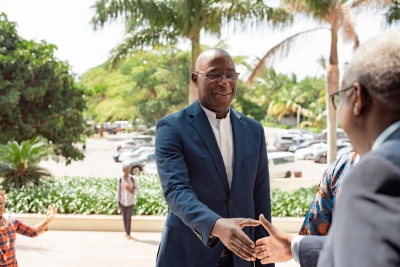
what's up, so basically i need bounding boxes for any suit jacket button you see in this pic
[229,199,234,205]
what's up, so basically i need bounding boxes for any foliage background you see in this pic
[0,13,86,164]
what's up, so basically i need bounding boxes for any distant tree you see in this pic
[82,46,190,125]
[91,0,292,104]
[0,13,86,164]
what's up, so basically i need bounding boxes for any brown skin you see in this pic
[192,49,237,119]
[192,49,260,261]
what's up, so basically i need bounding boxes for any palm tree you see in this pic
[91,0,292,104]
[247,0,392,164]
[0,136,54,188]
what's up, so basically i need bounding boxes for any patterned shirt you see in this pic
[0,216,42,266]
[299,152,358,236]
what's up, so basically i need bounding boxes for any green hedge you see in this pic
[4,175,316,217]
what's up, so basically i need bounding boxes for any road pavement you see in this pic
[15,230,299,267]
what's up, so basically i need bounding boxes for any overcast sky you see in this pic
[1,0,397,80]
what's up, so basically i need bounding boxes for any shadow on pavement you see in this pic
[131,237,159,246]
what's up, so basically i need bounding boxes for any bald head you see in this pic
[343,31,400,110]
[196,48,234,72]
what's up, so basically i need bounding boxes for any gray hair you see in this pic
[347,31,400,110]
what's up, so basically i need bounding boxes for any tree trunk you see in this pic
[188,35,201,104]
[100,123,104,138]
[326,29,339,164]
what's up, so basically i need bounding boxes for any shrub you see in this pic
[5,175,167,216]
[4,175,315,217]
[0,136,54,189]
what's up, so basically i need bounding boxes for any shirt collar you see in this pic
[371,120,400,151]
[201,105,230,120]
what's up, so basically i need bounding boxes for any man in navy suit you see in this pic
[155,48,273,267]
[254,31,400,267]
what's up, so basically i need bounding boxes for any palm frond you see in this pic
[339,6,360,50]
[247,27,330,85]
[91,0,174,29]
[350,0,391,9]
[108,27,181,67]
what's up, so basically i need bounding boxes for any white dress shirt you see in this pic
[201,106,234,189]
[291,120,400,263]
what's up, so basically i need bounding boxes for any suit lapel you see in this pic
[189,101,229,194]
[230,109,245,190]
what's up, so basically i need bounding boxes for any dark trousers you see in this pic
[119,203,134,235]
[217,254,234,267]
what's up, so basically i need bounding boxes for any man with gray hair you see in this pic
[254,30,400,267]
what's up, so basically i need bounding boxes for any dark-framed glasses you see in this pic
[195,71,240,82]
[329,85,353,110]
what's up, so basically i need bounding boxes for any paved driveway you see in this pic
[15,230,299,267]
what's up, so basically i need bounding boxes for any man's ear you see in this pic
[191,73,198,87]
[353,82,368,116]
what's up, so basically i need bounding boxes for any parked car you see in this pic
[123,151,156,175]
[317,128,347,140]
[313,143,352,163]
[273,130,315,151]
[288,140,327,152]
[113,144,154,162]
[111,120,133,132]
[94,122,120,134]
[295,142,327,160]
[143,159,157,175]
[336,146,354,160]
[268,152,296,178]
[114,135,155,151]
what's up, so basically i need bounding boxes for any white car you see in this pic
[295,143,327,160]
[268,152,296,178]
[114,135,155,151]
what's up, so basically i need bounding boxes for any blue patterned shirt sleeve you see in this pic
[299,152,356,236]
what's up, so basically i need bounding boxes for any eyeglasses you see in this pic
[195,71,240,82]
[329,85,353,110]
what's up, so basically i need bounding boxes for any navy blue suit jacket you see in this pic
[155,100,273,267]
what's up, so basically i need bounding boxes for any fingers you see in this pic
[254,242,267,252]
[259,214,277,235]
[238,218,260,229]
[255,237,268,247]
[230,240,256,261]
[260,257,274,265]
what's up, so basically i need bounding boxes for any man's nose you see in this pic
[218,75,230,87]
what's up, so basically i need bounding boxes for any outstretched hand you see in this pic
[45,205,58,223]
[255,214,294,265]
[211,218,260,261]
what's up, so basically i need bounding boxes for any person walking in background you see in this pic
[0,193,57,266]
[116,166,139,240]
[299,152,359,235]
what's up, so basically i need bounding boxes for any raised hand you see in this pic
[255,214,294,265]
[0,185,5,201]
[45,205,58,223]
[211,218,260,261]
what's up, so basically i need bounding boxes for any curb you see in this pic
[271,178,319,191]
[10,214,303,233]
